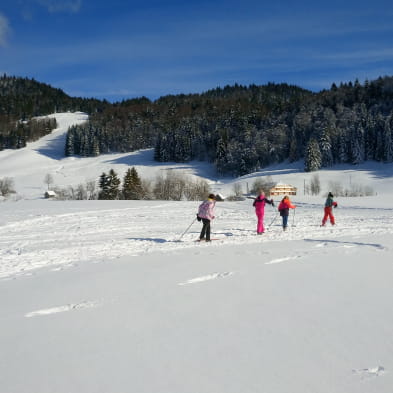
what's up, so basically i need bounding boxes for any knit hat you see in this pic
[208,193,216,200]
[328,192,333,198]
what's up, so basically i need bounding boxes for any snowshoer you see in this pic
[197,194,216,241]
[278,195,296,231]
[321,192,337,226]
[253,190,274,234]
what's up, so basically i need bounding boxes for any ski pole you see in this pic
[292,208,296,227]
[267,211,279,228]
[177,217,197,242]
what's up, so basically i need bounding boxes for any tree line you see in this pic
[0,117,57,150]
[64,77,393,174]
[0,74,109,150]
[2,74,393,174]
[49,167,210,201]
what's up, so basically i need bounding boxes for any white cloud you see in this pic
[318,48,393,62]
[0,13,10,47]
[37,0,82,13]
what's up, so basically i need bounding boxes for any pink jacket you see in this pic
[198,199,215,220]
[253,196,273,214]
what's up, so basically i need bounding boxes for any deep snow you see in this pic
[1,113,393,393]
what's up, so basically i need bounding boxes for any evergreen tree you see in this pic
[383,115,393,162]
[107,169,121,200]
[374,114,386,161]
[65,127,74,156]
[304,138,322,172]
[98,172,111,199]
[338,131,348,163]
[319,127,333,167]
[215,136,229,174]
[350,124,365,164]
[288,136,298,163]
[364,112,376,160]
[123,167,143,199]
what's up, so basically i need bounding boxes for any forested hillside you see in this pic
[2,74,393,175]
[0,75,109,150]
[65,77,393,175]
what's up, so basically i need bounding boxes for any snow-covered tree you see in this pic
[304,138,322,172]
[319,128,333,167]
[107,169,121,200]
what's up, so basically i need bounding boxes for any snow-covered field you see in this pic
[1,113,393,393]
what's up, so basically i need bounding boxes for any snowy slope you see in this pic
[0,112,219,200]
[1,113,393,393]
[3,111,392,201]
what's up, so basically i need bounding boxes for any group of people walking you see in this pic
[196,191,337,240]
[252,190,297,232]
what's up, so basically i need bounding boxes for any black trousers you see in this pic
[200,218,211,240]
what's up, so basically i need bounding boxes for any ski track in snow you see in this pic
[265,255,302,265]
[0,203,391,279]
[352,365,386,379]
[25,300,100,318]
[178,271,233,286]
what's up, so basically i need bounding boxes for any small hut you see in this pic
[44,190,57,199]
[214,193,225,202]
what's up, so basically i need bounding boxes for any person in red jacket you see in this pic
[278,195,296,231]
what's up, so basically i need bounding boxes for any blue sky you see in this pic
[1,0,393,102]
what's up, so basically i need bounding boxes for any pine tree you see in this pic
[107,169,121,200]
[304,138,322,172]
[288,137,298,162]
[123,167,143,199]
[364,112,376,160]
[98,172,111,199]
[65,128,74,156]
[215,136,229,175]
[383,115,393,162]
[338,132,348,163]
[374,113,385,161]
[350,124,365,164]
[319,128,333,167]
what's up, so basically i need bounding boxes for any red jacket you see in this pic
[278,198,296,216]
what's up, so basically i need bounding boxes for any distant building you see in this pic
[270,183,297,196]
[44,190,57,199]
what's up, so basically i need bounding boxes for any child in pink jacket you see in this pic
[197,194,216,241]
[253,190,274,234]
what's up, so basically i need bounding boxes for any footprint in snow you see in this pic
[178,272,233,286]
[265,256,301,265]
[51,263,76,272]
[352,366,385,379]
[25,300,100,318]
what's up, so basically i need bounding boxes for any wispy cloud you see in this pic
[37,0,82,13]
[0,13,10,47]
[316,48,393,63]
